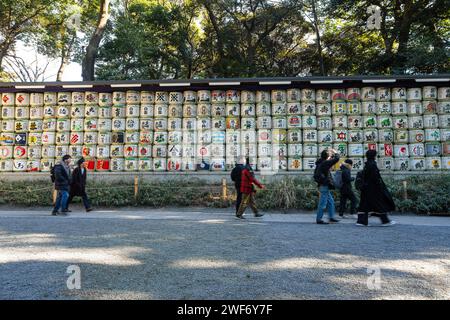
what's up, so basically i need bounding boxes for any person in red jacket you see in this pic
[236,160,265,219]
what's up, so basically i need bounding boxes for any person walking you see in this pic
[230,157,246,215]
[51,155,72,216]
[338,159,357,218]
[236,161,265,219]
[314,149,340,224]
[356,150,396,227]
[67,157,93,212]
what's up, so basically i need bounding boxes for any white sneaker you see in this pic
[381,220,396,227]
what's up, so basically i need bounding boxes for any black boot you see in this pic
[356,213,368,226]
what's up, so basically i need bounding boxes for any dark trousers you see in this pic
[357,212,391,225]
[68,192,91,210]
[235,184,242,214]
[339,189,357,215]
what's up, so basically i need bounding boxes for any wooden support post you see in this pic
[53,187,57,205]
[403,180,408,200]
[221,178,227,201]
[134,175,139,202]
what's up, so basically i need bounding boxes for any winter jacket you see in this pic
[70,167,87,196]
[315,155,340,188]
[240,167,263,194]
[54,161,71,191]
[340,163,355,194]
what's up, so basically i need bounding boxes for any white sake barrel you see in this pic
[394,130,408,143]
[70,118,83,131]
[272,116,287,129]
[287,115,301,129]
[443,156,450,169]
[425,142,441,156]
[273,158,287,171]
[182,130,196,146]
[409,130,425,143]
[303,129,318,142]
[55,145,69,158]
[226,130,240,144]
[258,144,272,157]
[197,117,212,130]
[407,102,423,115]
[43,92,57,105]
[423,114,439,128]
[425,128,441,142]
[140,91,154,104]
[211,90,226,103]
[123,145,138,157]
[210,144,225,157]
[363,116,377,128]
[138,118,153,132]
[112,92,126,105]
[364,129,379,142]
[409,158,425,171]
[438,101,450,114]
[316,90,331,103]
[241,144,257,157]
[346,88,361,101]
[285,158,301,171]
[56,119,70,132]
[198,103,212,117]
[110,158,124,171]
[72,92,85,105]
[423,100,437,114]
[318,130,333,143]
[154,92,168,104]
[169,92,183,104]
[333,143,348,157]
[199,130,212,145]
[39,158,55,172]
[167,118,182,131]
[225,117,239,130]
[12,159,27,172]
[347,115,362,129]
[15,106,29,119]
[70,105,84,118]
[302,157,316,171]
[257,116,272,129]
[167,158,183,171]
[42,132,55,145]
[21,160,36,171]
[301,89,315,102]
[182,158,196,171]
[140,131,153,144]
[394,158,409,171]
[154,104,168,117]
[333,115,348,128]
[394,144,409,157]
[182,144,195,158]
[392,101,408,115]
[85,92,99,105]
[1,106,14,119]
[378,116,393,129]
[379,129,394,143]
[111,118,125,131]
[439,115,450,128]
[286,89,300,102]
[348,143,364,157]
[303,144,318,157]
[332,101,346,115]
[137,104,153,117]
[154,118,168,131]
[287,129,301,144]
[362,101,377,115]
[407,88,422,101]
[110,145,124,158]
[56,105,70,118]
[153,131,168,144]
[14,120,28,132]
[198,90,212,103]
[124,158,138,171]
[113,109,127,124]
[349,130,364,143]
[438,87,450,100]
[378,157,394,171]
[27,133,42,146]
[56,131,70,144]
[333,129,348,142]
[256,129,271,144]
[301,102,316,115]
[376,102,391,115]
[241,103,255,117]
[27,146,41,160]
[426,157,441,170]
[225,103,239,117]
[138,158,152,171]
[30,93,44,106]
[211,104,226,117]
[0,146,13,159]
[331,89,346,101]
[241,130,257,144]
[302,115,317,129]
[256,102,271,116]
[211,117,226,131]
[256,91,270,103]
[43,106,56,118]
[99,93,112,106]
[211,130,225,144]
[125,118,139,131]
[288,144,303,158]
[98,106,111,119]
[287,102,301,115]
[97,118,112,132]
[271,90,286,103]
[197,145,211,158]
[182,104,196,117]
[409,143,425,157]
[84,132,98,145]
[57,92,71,105]
[125,104,139,117]
[225,145,240,158]
[241,117,256,130]
[30,106,44,119]
[240,91,255,103]
[317,116,332,130]
[392,88,407,101]
[84,118,98,131]
[423,86,437,100]
[153,158,167,171]
[125,131,140,144]
[376,88,391,101]
[347,102,361,115]
[183,91,197,104]
[408,116,423,129]
[272,129,287,144]
[70,132,83,145]
[273,144,288,157]
[257,157,273,171]
[41,145,56,158]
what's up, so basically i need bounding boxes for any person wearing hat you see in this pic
[338,159,357,218]
[67,157,93,212]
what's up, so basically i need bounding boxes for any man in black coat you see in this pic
[230,157,245,215]
[338,159,357,218]
[67,157,93,212]
[52,155,72,216]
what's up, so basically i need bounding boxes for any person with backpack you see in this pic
[67,157,93,212]
[236,161,265,219]
[337,159,357,218]
[230,157,246,215]
[51,155,72,216]
[356,150,396,227]
[314,148,340,224]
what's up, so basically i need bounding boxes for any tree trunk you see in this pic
[311,0,325,76]
[57,35,76,81]
[82,0,110,81]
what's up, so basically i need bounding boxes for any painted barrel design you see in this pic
[379,157,394,171]
[140,91,154,104]
[211,104,225,117]
[423,114,439,128]
[256,102,271,116]
[68,145,83,158]
[361,87,375,101]
[30,106,44,119]
[438,87,450,100]
[376,88,390,101]
[110,158,124,171]
[124,158,139,171]
[198,90,212,103]
[410,158,426,171]
[393,116,408,130]
[138,158,152,171]
[155,92,169,104]
[303,144,318,157]
[286,89,300,102]
[361,101,377,115]
[169,92,183,104]
[376,102,391,115]
[56,119,70,132]
[301,89,315,102]
[72,92,85,105]
[85,92,99,105]
[438,101,450,114]
[1,106,14,119]
[271,90,286,103]
[348,143,364,157]
[423,100,437,114]
[332,102,346,115]
[318,130,333,143]
[15,106,29,119]
[316,90,331,103]
[407,102,423,115]
[287,115,301,129]
[41,145,56,158]
[394,158,410,171]
[423,86,437,100]
[112,106,126,118]
[409,143,425,157]
[256,91,270,103]
[211,90,226,103]
[226,90,240,103]
[198,103,212,117]
[113,92,126,105]
[84,118,98,131]
[43,92,57,105]
[287,129,301,144]
[99,93,113,106]
[272,103,287,116]
[409,130,425,143]
[407,88,422,101]
[425,157,441,170]
[393,130,408,143]
[392,88,407,101]
[331,89,346,101]
[30,93,44,106]
[408,116,424,129]
[303,130,317,142]
[379,129,394,143]
[241,90,255,103]
[392,101,408,115]
[302,115,317,129]
[348,130,364,143]
[14,120,29,132]
[57,92,71,105]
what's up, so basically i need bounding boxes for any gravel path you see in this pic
[0,208,449,300]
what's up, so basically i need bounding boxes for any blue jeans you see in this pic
[316,186,336,222]
[54,190,69,213]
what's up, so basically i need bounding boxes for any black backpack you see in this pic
[355,170,365,191]
[313,163,326,184]
[50,164,56,183]
[230,165,243,183]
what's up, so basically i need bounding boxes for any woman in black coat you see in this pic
[68,158,93,212]
[357,150,395,226]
